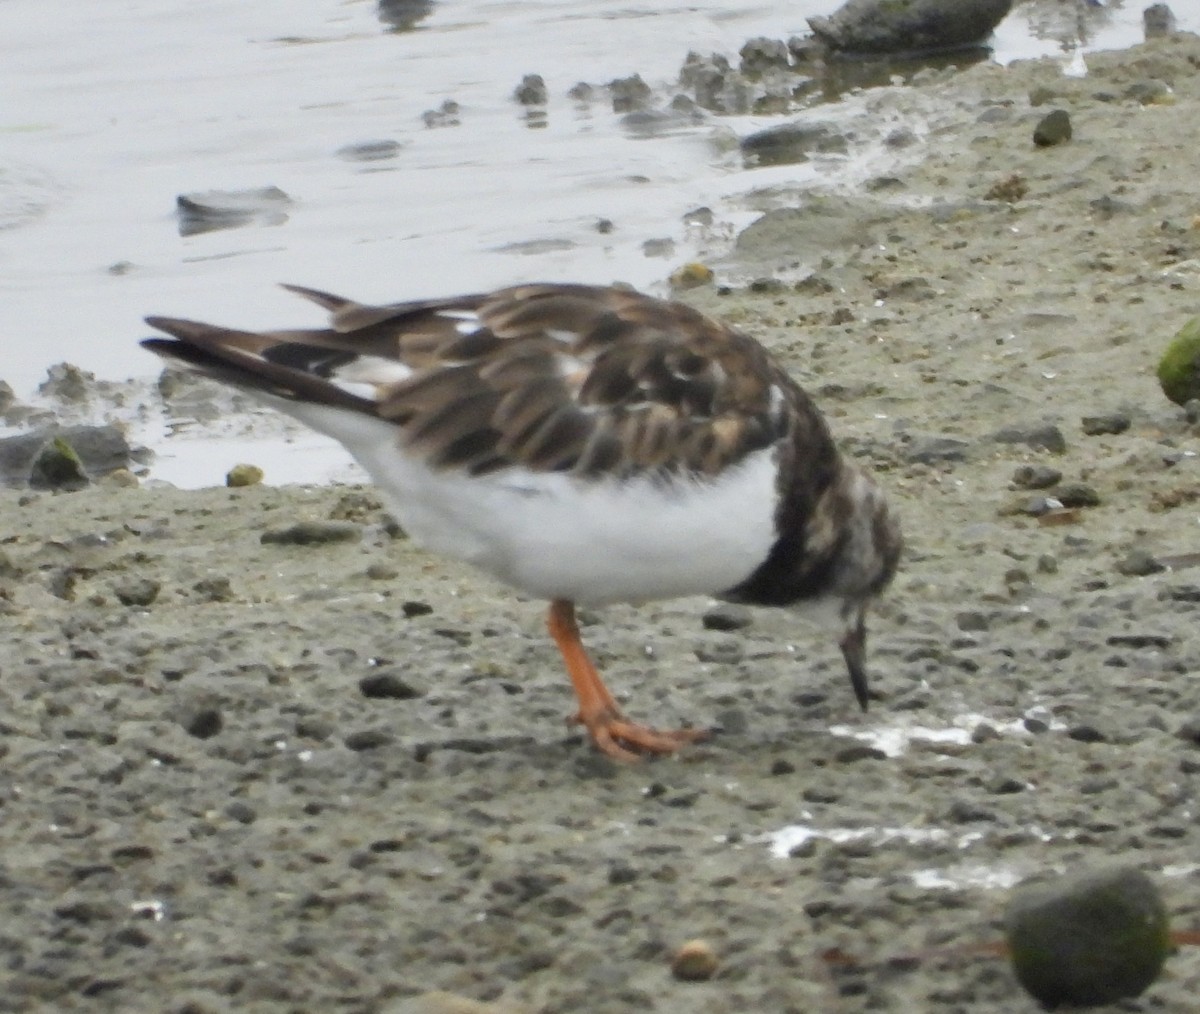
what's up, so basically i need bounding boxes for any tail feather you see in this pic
[142,317,377,413]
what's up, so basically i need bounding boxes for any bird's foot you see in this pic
[571,707,709,763]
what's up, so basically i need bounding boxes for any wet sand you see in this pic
[4,33,1200,1013]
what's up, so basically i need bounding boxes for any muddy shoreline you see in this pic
[4,32,1200,1013]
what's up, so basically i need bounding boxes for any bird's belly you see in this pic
[360,436,779,605]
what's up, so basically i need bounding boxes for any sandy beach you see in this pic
[4,30,1200,1013]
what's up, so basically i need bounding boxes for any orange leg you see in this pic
[546,599,708,762]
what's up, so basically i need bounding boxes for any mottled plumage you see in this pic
[144,282,901,761]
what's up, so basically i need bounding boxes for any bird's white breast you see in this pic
[280,400,780,605]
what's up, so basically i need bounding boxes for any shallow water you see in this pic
[2,0,1189,408]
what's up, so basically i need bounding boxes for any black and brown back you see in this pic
[143,282,841,485]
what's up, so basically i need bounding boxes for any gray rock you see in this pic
[513,74,547,106]
[808,0,1012,56]
[1144,3,1178,39]
[175,186,292,237]
[905,435,972,465]
[1033,109,1072,147]
[376,0,434,33]
[260,522,362,546]
[1081,412,1130,435]
[702,604,753,632]
[991,423,1066,453]
[740,121,849,167]
[1,424,133,489]
[739,37,791,77]
[608,74,652,113]
[1116,549,1165,577]
[1011,464,1062,489]
[337,139,404,162]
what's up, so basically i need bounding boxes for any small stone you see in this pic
[1144,3,1177,39]
[513,74,547,106]
[1006,867,1170,1008]
[225,463,264,487]
[1067,724,1108,743]
[1033,109,1072,147]
[1081,413,1130,436]
[344,728,394,751]
[1054,483,1101,508]
[224,800,257,824]
[1011,464,1062,489]
[260,521,361,546]
[115,577,161,607]
[359,672,422,700]
[669,262,714,290]
[671,939,719,982]
[992,423,1066,453]
[701,604,752,631]
[336,139,403,162]
[402,600,434,618]
[193,576,233,602]
[181,706,222,740]
[1116,550,1165,577]
[608,74,652,113]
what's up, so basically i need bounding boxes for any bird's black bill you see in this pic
[839,612,870,711]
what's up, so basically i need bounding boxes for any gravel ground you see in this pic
[5,32,1200,1014]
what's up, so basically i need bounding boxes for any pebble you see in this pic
[1033,109,1072,147]
[991,423,1066,453]
[225,463,264,487]
[670,939,719,982]
[359,672,422,700]
[1116,550,1165,576]
[260,521,362,546]
[1011,464,1062,489]
[701,603,753,631]
[1081,413,1130,436]
[344,728,395,751]
[513,74,547,106]
[115,577,161,607]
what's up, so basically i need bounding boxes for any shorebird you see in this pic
[144,282,901,761]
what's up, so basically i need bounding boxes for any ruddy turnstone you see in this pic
[143,283,901,762]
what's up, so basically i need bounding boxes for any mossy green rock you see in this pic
[1157,316,1200,406]
[1005,866,1170,1009]
[29,436,89,491]
[226,463,264,487]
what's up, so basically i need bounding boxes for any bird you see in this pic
[143,282,902,762]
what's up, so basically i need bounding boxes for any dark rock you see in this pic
[181,707,222,740]
[175,186,292,236]
[224,801,256,824]
[678,52,751,114]
[834,744,887,763]
[1066,724,1108,743]
[739,37,791,77]
[359,672,422,700]
[702,604,753,631]
[1011,464,1062,489]
[1,424,133,489]
[1033,109,1072,147]
[193,577,233,602]
[1144,3,1177,39]
[904,435,971,465]
[608,74,652,113]
[513,74,547,105]
[260,522,362,546]
[336,139,403,162]
[740,121,848,168]
[377,0,434,33]
[946,799,997,823]
[345,728,395,751]
[1081,413,1130,435]
[402,600,434,618]
[421,99,460,128]
[1053,483,1100,508]
[808,0,1012,56]
[1006,867,1170,1008]
[991,423,1066,453]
